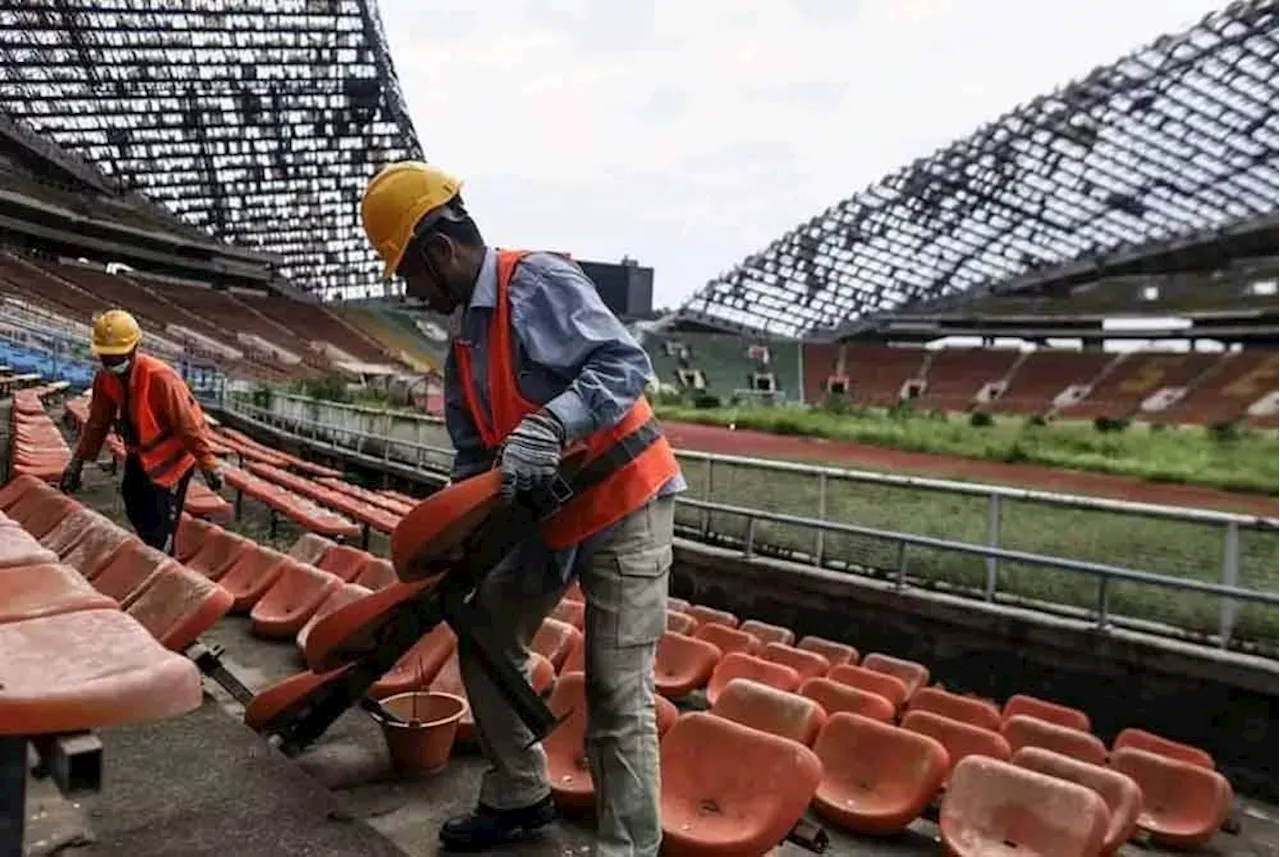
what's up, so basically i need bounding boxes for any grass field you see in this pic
[655,403,1279,495]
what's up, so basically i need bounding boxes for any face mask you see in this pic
[105,359,131,375]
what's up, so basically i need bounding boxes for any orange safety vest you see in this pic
[98,353,198,489]
[452,249,681,550]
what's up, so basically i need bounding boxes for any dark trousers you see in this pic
[122,455,192,556]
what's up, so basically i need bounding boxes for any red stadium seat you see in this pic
[738,619,794,647]
[315,543,375,583]
[185,529,252,581]
[1113,727,1215,769]
[1109,746,1233,850]
[760,641,830,682]
[126,566,234,652]
[89,541,175,606]
[287,532,335,565]
[1002,714,1107,766]
[353,558,399,591]
[531,617,582,672]
[693,622,760,658]
[666,610,697,635]
[551,598,586,629]
[295,583,373,655]
[907,686,1002,732]
[217,546,290,611]
[798,677,896,724]
[1013,746,1143,855]
[655,632,722,699]
[684,604,738,629]
[861,652,929,698]
[706,652,801,706]
[370,623,457,699]
[1002,692,1091,732]
[827,663,908,711]
[249,561,343,638]
[796,635,858,667]
[709,678,826,746]
[901,709,1012,784]
[0,562,116,623]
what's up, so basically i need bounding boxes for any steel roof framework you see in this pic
[0,0,422,299]
[679,0,1279,338]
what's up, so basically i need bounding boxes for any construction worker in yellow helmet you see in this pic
[60,309,224,555]
[361,161,685,857]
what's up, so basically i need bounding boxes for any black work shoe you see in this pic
[439,795,557,850]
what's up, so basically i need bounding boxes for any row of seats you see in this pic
[223,465,361,542]
[245,461,401,538]
[9,385,72,482]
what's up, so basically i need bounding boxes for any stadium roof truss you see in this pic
[0,0,423,299]
[678,0,1279,339]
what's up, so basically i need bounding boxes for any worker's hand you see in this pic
[202,466,224,492]
[498,411,565,502]
[59,458,84,494]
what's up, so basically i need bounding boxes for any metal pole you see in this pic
[895,541,908,590]
[815,472,828,566]
[1096,577,1111,630]
[1219,521,1240,648]
[745,518,757,558]
[700,458,713,538]
[985,494,1001,601]
[0,735,28,857]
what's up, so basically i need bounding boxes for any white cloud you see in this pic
[375,0,1224,309]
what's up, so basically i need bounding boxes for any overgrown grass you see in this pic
[655,404,1279,495]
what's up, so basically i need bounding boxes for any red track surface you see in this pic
[664,421,1277,517]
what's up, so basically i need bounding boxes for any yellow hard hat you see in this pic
[360,161,464,280]
[91,309,142,356]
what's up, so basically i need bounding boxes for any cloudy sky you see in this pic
[376,0,1222,310]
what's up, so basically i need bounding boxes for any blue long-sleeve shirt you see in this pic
[442,247,685,588]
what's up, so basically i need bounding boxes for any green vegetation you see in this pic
[654,402,1279,495]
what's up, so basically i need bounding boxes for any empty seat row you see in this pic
[223,465,361,541]
[245,461,400,538]
[9,387,72,482]
[217,427,342,478]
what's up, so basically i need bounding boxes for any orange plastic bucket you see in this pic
[371,691,468,777]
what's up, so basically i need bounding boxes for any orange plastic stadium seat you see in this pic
[371,623,457,698]
[1109,746,1233,849]
[667,596,690,613]
[174,514,219,563]
[940,756,1109,857]
[0,524,58,568]
[1113,727,1215,769]
[249,561,344,638]
[827,663,908,711]
[706,652,802,706]
[811,712,948,835]
[561,634,585,675]
[545,671,594,812]
[12,491,78,539]
[0,608,203,735]
[354,558,399,591]
[861,652,929,698]
[295,583,373,655]
[901,709,1012,784]
[35,507,106,558]
[907,686,1002,732]
[0,563,117,623]
[0,474,45,511]
[666,610,697,635]
[185,529,251,581]
[551,598,586,629]
[655,632,722,699]
[1003,692,1091,732]
[799,676,895,723]
[217,546,291,611]
[126,566,234,652]
[797,635,858,667]
[532,616,583,672]
[90,541,175,606]
[388,469,503,576]
[738,619,795,647]
[1013,746,1143,855]
[564,581,584,603]
[660,711,822,857]
[59,527,137,579]
[447,651,556,746]
[1002,715,1107,766]
[760,642,830,682]
[694,623,761,658]
[684,604,738,629]
[287,532,336,565]
[315,543,375,582]
[183,480,230,520]
[709,678,826,747]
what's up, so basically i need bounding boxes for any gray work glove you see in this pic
[498,411,566,502]
[59,458,84,494]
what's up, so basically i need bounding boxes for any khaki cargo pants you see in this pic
[458,494,675,857]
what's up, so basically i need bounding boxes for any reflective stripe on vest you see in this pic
[100,354,197,488]
[452,249,681,550]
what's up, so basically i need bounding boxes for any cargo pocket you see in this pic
[612,542,672,648]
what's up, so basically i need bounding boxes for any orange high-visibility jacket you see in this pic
[452,249,680,549]
[84,354,214,488]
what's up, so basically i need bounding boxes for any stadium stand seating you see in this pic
[911,348,1020,413]
[1056,351,1224,421]
[337,306,448,371]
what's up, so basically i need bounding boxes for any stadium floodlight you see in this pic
[0,0,422,300]
[677,0,1279,339]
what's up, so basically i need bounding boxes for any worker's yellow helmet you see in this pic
[360,161,463,280]
[91,309,142,356]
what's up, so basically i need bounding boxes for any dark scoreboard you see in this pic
[575,257,654,321]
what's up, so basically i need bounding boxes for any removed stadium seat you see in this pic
[760,641,830,682]
[551,598,586,629]
[798,677,895,724]
[861,652,929,698]
[660,712,822,857]
[249,561,344,638]
[1003,692,1091,732]
[694,622,760,658]
[1109,746,1233,850]
[828,663,908,711]
[709,678,826,746]
[185,529,251,581]
[371,623,457,699]
[531,616,582,672]
[90,541,174,606]
[1113,727,1215,769]
[907,686,1002,732]
[0,562,116,623]
[811,712,948,834]
[684,604,738,629]
[797,635,858,667]
[126,566,234,652]
[1013,746,1143,855]
[901,709,1012,784]
[706,652,801,706]
[655,632,722,698]
[940,756,1109,857]
[287,532,336,565]
[1002,714,1107,765]
[666,610,697,634]
[218,546,291,611]
[296,583,373,655]
[738,619,794,647]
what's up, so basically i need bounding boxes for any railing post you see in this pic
[895,540,908,590]
[1096,576,1110,630]
[1219,521,1240,649]
[744,517,756,558]
[985,494,1001,601]
[700,458,713,538]
[815,472,828,566]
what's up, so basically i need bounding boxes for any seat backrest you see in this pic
[532,617,583,670]
[1012,746,1143,853]
[1003,693,1091,732]
[902,709,1012,777]
[908,686,1001,732]
[799,676,896,723]
[739,619,794,647]
[861,653,929,698]
[695,623,759,658]
[1109,747,1233,832]
[710,678,826,746]
[812,712,948,802]
[828,663,908,710]
[796,635,858,667]
[315,544,373,582]
[761,642,830,681]
[1002,714,1107,766]
[287,531,336,565]
[1113,727,1215,770]
[684,604,737,629]
[707,652,802,705]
